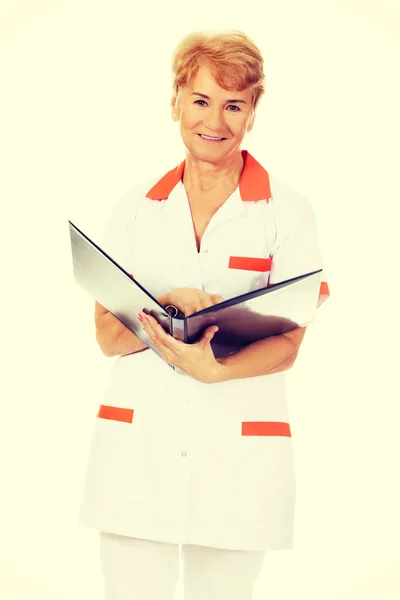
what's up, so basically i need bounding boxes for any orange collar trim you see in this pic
[145,150,271,201]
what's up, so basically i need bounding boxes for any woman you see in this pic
[79,30,329,600]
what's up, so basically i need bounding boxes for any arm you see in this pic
[214,193,322,383]
[95,302,148,357]
[137,193,324,384]
[215,326,307,382]
[94,187,144,357]
[137,308,306,384]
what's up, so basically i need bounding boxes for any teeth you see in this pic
[200,135,224,140]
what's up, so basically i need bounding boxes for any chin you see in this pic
[185,140,231,163]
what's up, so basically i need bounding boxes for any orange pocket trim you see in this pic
[242,421,291,437]
[229,256,272,272]
[97,405,134,423]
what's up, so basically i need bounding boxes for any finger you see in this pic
[210,295,224,305]
[160,297,187,316]
[205,327,219,344]
[197,296,219,312]
[196,326,219,347]
[140,313,183,353]
[95,301,109,317]
[208,326,219,336]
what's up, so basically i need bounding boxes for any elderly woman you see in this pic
[79,30,328,600]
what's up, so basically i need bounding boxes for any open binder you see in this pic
[69,221,324,367]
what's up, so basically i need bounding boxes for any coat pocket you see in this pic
[242,421,291,436]
[228,256,272,272]
[97,405,134,423]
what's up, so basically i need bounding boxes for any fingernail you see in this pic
[137,314,143,322]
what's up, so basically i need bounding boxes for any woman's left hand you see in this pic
[138,312,223,384]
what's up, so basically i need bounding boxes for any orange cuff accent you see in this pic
[320,281,329,295]
[318,280,330,307]
[97,405,134,423]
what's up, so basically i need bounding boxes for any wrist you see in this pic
[211,359,232,383]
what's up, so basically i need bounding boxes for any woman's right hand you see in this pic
[157,288,225,317]
[95,288,225,357]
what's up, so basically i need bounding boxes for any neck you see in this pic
[182,151,244,196]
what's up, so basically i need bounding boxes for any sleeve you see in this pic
[99,188,139,277]
[268,195,330,308]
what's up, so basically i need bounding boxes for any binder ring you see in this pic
[165,304,179,317]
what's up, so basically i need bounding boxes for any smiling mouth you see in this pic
[197,134,227,142]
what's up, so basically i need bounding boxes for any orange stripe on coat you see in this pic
[229,256,272,272]
[242,422,291,436]
[320,281,329,295]
[97,405,134,423]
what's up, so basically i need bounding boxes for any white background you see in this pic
[1,1,399,598]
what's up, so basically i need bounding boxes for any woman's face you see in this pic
[172,65,255,164]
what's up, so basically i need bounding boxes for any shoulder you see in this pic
[265,173,319,251]
[107,170,168,222]
[99,172,168,258]
[268,172,315,224]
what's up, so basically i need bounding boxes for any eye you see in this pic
[227,105,240,111]
[194,99,207,106]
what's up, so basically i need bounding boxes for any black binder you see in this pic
[69,221,322,366]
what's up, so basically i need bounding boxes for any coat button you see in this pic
[181,452,187,457]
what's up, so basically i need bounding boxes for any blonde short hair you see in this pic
[171,30,265,108]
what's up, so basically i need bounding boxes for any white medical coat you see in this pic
[78,150,329,551]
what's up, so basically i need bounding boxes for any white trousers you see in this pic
[100,532,266,600]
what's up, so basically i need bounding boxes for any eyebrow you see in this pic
[191,92,247,104]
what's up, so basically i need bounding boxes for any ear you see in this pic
[171,95,178,122]
[246,110,256,132]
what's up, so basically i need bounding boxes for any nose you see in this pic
[203,105,226,133]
